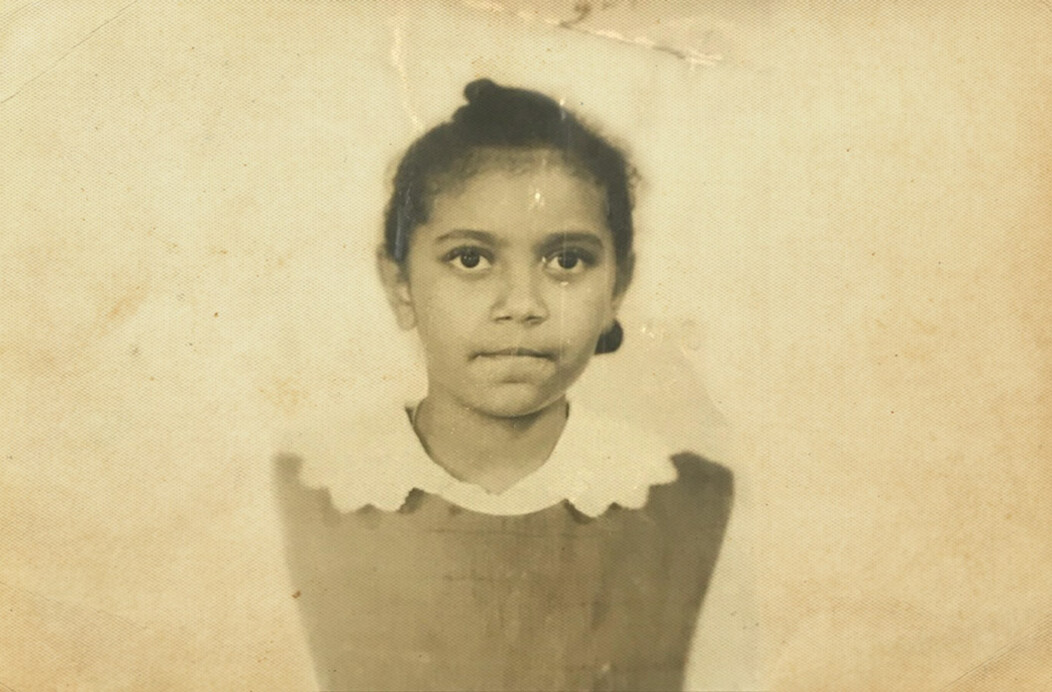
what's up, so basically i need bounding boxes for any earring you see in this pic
[594,320,623,354]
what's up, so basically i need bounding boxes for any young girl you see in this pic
[275,79,738,691]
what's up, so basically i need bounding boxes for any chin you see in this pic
[466,384,564,419]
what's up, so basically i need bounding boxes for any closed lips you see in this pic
[475,348,554,359]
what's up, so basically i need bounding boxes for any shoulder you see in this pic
[270,404,422,514]
[272,451,317,508]
[644,452,735,529]
[271,452,339,524]
[273,450,303,481]
[669,451,734,499]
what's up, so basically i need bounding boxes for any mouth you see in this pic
[474,347,556,360]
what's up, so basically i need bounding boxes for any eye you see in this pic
[555,252,579,270]
[444,246,492,272]
[544,249,593,276]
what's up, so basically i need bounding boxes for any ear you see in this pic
[376,247,417,331]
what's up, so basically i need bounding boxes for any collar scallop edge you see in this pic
[278,404,680,517]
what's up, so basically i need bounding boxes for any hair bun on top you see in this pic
[463,78,499,104]
[455,78,568,143]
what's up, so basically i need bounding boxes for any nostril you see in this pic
[491,273,549,323]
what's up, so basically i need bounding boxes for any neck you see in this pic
[412,393,569,494]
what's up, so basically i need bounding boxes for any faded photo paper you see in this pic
[1,1,1050,690]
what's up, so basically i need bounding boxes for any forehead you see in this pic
[423,149,608,235]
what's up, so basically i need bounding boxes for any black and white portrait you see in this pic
[273,75,756,690]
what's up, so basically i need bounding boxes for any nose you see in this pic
[491,263,549,324]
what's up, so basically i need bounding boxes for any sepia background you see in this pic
[2,1,1050,689]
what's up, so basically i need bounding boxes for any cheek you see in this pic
[551,288,616,347]
[417,280,490,321]
[410,276,490,347]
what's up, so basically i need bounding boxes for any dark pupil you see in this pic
[557,253,578,269]
[460,249,480,268]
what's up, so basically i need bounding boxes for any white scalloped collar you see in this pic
[279,401,678,517]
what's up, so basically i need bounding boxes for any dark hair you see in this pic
[383,78,635,353]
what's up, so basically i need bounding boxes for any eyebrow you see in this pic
[434,229,501,245]
[540,231,605,250]
[434,229,606,250]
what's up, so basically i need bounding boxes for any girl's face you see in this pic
[381,152,626,419]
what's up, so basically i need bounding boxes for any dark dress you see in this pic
[274,452,733,692]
